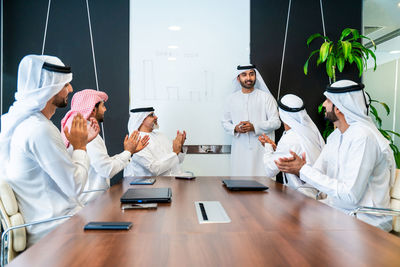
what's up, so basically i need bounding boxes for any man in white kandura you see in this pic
[258,94,325,198]
[123,107,187,177]
[61,89,149,204]
[0,55,97,246]
[275,80,396,231]
[222,64,281,176]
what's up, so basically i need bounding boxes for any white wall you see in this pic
[364,59,400,147]
[129,0,250,175]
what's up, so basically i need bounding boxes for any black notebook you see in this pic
[120,188,172,203]
[222,180,268,191]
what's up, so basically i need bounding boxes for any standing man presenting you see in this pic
[222,64,281,176]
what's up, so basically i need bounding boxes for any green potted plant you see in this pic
[304,28,400,168]
[304,28,376,82]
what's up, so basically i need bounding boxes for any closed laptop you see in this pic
[222,180,268,191]
[120,188,172,203]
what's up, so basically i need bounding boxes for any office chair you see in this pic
[351,169,400,233]
[0,181,72,266]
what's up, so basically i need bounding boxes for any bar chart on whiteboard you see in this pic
[129,0,250,146]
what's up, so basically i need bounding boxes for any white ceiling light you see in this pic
[168,57,177,61]
[389,50,400,54]
[168,45,179,49]
[168,26,181,31]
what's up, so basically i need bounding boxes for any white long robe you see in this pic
[300,124,392,231]
[222,89,281,176]
[124,131,185,177]
[5,112,90,246]
[79,135,131,204]
[263,130,318,198]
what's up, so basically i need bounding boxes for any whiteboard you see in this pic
[129,0,250,145]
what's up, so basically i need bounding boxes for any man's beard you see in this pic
[240,79,255,89]
[52,96,68,108]
[152,122,159,130]
[95,113,104,123]
[325,109,338,123]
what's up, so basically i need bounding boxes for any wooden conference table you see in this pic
[9,177,400,266]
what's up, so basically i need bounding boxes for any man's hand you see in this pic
[177,130,186,146]
[173,130,185,154]
[240,121,255,133]
[234,122,246,133]
[274,151,306,176]
[124,131,141,155]
[87,117,100,143]
[134,135,150,153]
[258,133,276,150]
[64,113,88,151]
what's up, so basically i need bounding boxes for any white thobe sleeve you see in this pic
[299,135,376,205]
[263,137,302,178]
[133,149,179,176]
[221,96,239,137]
[253,95,281,136]
[178,146,187,164]
[87,136,131,179]
[32,127,90,199]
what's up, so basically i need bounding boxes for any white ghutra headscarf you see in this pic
[324,79,396,186]
[233,64,272,95]
[127,107,155,134]
[0,55,72,175]
[278,94,325,164]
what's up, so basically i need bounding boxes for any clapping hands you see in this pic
[173,130,186,154]
[258,133,276,150]
[124,130,149,155]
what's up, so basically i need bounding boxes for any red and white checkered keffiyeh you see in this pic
[61,89,108,147]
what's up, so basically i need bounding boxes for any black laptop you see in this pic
[222,180,268,191]
[120,188,172,203]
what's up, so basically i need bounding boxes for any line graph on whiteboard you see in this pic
[141,59,214,102]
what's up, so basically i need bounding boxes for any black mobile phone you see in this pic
[84,222,132,230]
[130,178,156,185]
[175,176,196,180]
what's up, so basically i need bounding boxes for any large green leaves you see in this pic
[369,104,382,127]
[325,54,336,79]
[336,56,345,72]
[303,50,319,75]
[353,55,364,77]
[340,28,352,41]
[387,130,400,138]
[341,41,352,59]
[307,33,330,47]
[370,100,390,115]
[319,41,331,63]
[340,28,360,41]
[305,28,377,82]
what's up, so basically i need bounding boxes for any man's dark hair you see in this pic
[95,101,101,108]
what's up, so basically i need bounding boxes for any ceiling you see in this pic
[363,0,400,66]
